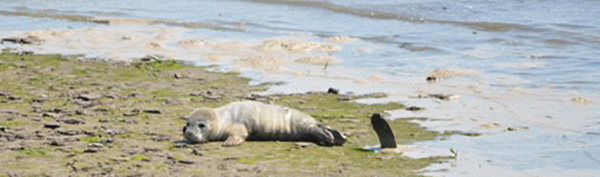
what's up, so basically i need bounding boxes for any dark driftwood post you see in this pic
[371,113,397,149]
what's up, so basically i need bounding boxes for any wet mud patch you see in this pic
[0,52,451,176]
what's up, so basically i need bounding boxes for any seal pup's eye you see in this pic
[198,123,205,129]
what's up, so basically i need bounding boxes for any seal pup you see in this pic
[183,101,346,146]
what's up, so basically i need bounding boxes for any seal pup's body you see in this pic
[183,101,345,146]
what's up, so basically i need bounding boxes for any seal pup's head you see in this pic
[183,108,218,144]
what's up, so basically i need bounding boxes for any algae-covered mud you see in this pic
[1,0,600,176]
[0,52,451,176]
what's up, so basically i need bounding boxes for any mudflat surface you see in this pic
[0,52,449,177]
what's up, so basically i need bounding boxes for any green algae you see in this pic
[0,52,450,176]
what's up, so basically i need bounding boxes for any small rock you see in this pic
[190,148,202,156]
[426,76,442,83]
[99,139,114,144]
[190,90,222,99]
[6,95,21,100]
[338,94,356,101]
[327,88,340,94]
[174,73,184,79]
[173,143,187,148]
[295,142,316,148]
[42,112,62,118]
[3,36,43,45]
[62,119,85,125]
[507,126,529,132]
[83,148,99,153]
[143,109,162,114]
[103,93,119,99]
[217,164,228,171]
[406,106,425,111]
[572,96,592,105]
[144,147,161,153]
[43,122,61,129]
[73,100,95,108]
[88,143,104,148]
[104,128,128,136]
[94,108,109,112]
[48,140,65,146]
[57,130,80,136]
[78,94,101,101]
[123,111,139,117]
[365,92,387,98]
[245,94,272,102]
[151,135,171,142]
[378,156,395,161]
[32,97,47,103]
[178,160,195,165]
[338,119,360,123]
[0,126,6,132]
[75,110,87,115]
[428,94,460,100]
[63,137,79,142]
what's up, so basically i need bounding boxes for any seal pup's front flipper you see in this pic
[371,113,397,149]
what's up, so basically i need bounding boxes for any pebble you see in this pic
[426,76,442,83]
[62,119,85,125]
[405,106,425,111]
[245,94,273,102]
[103,93,119,99]
[49,140,65,146]
[75,110,87,115]
[190,148,203,156]
[43,122,61,129]
[57,130,80,136]
[428,94,460,100]
[572,96,592,105]
[143,109,162,114]
[173,143,187,148]
[178,160,195,165]
[88,143,104,148]
[78,94,101,101]
[83,148,99,153]
[294,142,316,148]
[365,92,387,98]
[42,112,62,118]
[190,90,222,99]
[174,73,184,79]
[338,119,360,123]
[1,36,43,45]
[327,88,340,94]
[143,147,161,153]
[151,135,171,142]
[99,138,114,144]
[506,126,529,132]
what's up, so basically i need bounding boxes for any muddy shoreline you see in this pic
[0,51,454,176]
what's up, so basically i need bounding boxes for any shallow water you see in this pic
[1,0,599,176]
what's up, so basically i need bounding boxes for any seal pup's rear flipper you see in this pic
[371,113,397,149]
[327,128,346,146]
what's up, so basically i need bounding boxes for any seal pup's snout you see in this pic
[184,131,207,144]
[183,125,208,144]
